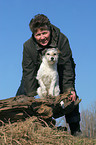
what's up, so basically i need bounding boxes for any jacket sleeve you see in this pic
[22,44,38,96]
[58,33,76,93]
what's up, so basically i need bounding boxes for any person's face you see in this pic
[34,28,50,46]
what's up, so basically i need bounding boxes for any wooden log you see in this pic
[0,90,81,125]
[0,95,34,124]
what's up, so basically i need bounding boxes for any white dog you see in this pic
[36,48,60,99]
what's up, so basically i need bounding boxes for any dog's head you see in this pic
[43,48,60,64]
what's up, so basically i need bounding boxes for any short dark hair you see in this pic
[29,14,51,33]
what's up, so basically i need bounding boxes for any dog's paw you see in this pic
[37,87,47,98]
[42,89,47,97]
[54,85,60,96]
[49,89,54,96]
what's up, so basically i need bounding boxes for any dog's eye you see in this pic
[54,53,57,55]
[47,53,50,55]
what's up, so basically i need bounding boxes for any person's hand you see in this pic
[69,91,76,102]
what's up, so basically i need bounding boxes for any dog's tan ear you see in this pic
[42,48,47,56]
[56,48,61,54]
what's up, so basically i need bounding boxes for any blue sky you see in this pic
[0,0,96,111]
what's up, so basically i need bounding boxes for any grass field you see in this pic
[0,116,96,145]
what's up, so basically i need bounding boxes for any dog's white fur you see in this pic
[36,48,60,98]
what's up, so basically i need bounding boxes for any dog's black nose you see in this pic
[51,57,54,61]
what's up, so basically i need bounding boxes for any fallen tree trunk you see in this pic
[0,91,81,125]
[0,95,34,124]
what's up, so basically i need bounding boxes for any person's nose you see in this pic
[40,34,45,39]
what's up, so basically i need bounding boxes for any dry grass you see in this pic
[0,117,96,145]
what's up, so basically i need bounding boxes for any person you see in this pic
[16,14,81,136]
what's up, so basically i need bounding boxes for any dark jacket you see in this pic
[22,24,76,96]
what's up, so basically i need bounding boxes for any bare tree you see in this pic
[81,101,96,137]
